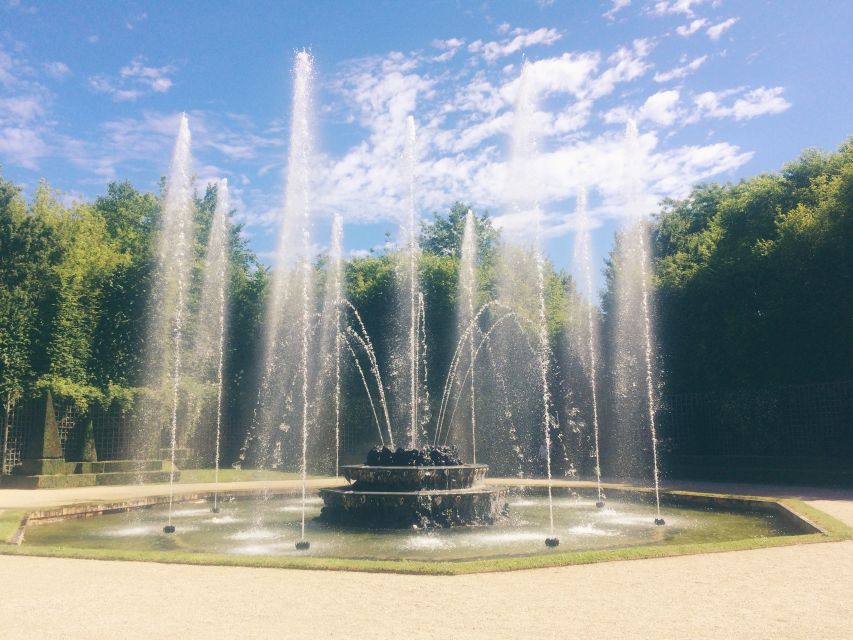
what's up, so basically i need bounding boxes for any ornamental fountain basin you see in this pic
[14,487,820,565]
[319,462,508,528]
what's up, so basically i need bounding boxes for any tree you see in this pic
[420,202,499,264]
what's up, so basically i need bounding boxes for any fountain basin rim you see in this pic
[342,464,489,471]
[320,486,505,497]
[9,486,835,573]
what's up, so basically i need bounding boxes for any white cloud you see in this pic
[431,37,465,62]
[0,28,785,247]
[585,38,653,99]
[653,54,707,82]
[603,0,631,20]
[89,76,141,102]
[0,95,46,122]
[89,56,177,101]
[693,86,791,120]
[120,57,176,93]
[707,17,738,40]
[42,61,71,79]
[604,90,682,127]
[311,35,757,239]
[479,27,562,63]
[0,126,47,169]
[675,18,708,37]
[0,48,18,86]
[651,0,706,16]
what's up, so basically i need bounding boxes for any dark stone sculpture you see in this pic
[320,446,507,529]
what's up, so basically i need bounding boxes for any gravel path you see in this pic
[1,480,851,639]
[0,540,851,639]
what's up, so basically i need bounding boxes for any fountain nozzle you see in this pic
[595,501,605,509]
[210,507,220,514]
[295,540,311,551]
[654,518,666,526]
[163,525,176,534]
[545,537,560,548]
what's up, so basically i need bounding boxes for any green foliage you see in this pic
[650,138,853,392]
[420,202,499,264]
[0,175,268,442]
[0,174,52,403]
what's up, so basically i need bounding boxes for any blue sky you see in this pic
[1,0,851,287]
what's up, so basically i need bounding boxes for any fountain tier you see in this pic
[320,463,507,528]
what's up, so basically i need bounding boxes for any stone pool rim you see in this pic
[2,481,849,575]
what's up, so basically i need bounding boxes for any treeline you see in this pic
[650,138,853,393]
[1,137,850,470]
[0,178,267,429]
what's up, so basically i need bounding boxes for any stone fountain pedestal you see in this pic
[319,463,507,529]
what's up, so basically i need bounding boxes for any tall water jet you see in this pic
[329,215,344,476]
[456,209,479,462]
[395,114,422,448]
[572,188,604,507]
[289,51,315,546]
[242,52,315,481]
[506,60,557,543]
[138,113,194,533]
[311,212,344,475]
[616,119,663,524]
[194,179,230,512]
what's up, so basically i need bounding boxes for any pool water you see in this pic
[22,488,803,562]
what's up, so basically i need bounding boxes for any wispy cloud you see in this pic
[125,12,147,30]
[693,86,791,120]
[604,0,631,21]
[706,17,739,40]
[89,56,177,101]
[2,0,37,15]
[651,0,706,17]
[654,54,707,82]
[42,61,71,80]
[604,89,682,127]
[675,18,708,37]
[469,27,562,63]
[312,30,760,238]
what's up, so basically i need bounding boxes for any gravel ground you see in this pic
[0,541,851,639]
[1,480,851,639]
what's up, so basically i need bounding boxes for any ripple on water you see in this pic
[169,507,213,518]
[99,525,158,538]
[278,505,322,513]
[466,530,545,545]
[403,535,452,551]
[568,523,617,537]
[231,543,285,556]
[597,509,678,527]
[514,498,599,509]
[281,497,323,507]
[204,515,241,525]
[227,528,279,541]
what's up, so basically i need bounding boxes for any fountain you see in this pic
[319,446,507,528]
[391,115,425,450]
[458,210,479,463]
[6,51,830,573]
[195,179,231,513]
[572,188,606,509]
[132,113,195,534]
[506,60,560,546]
[615,119,664,525]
